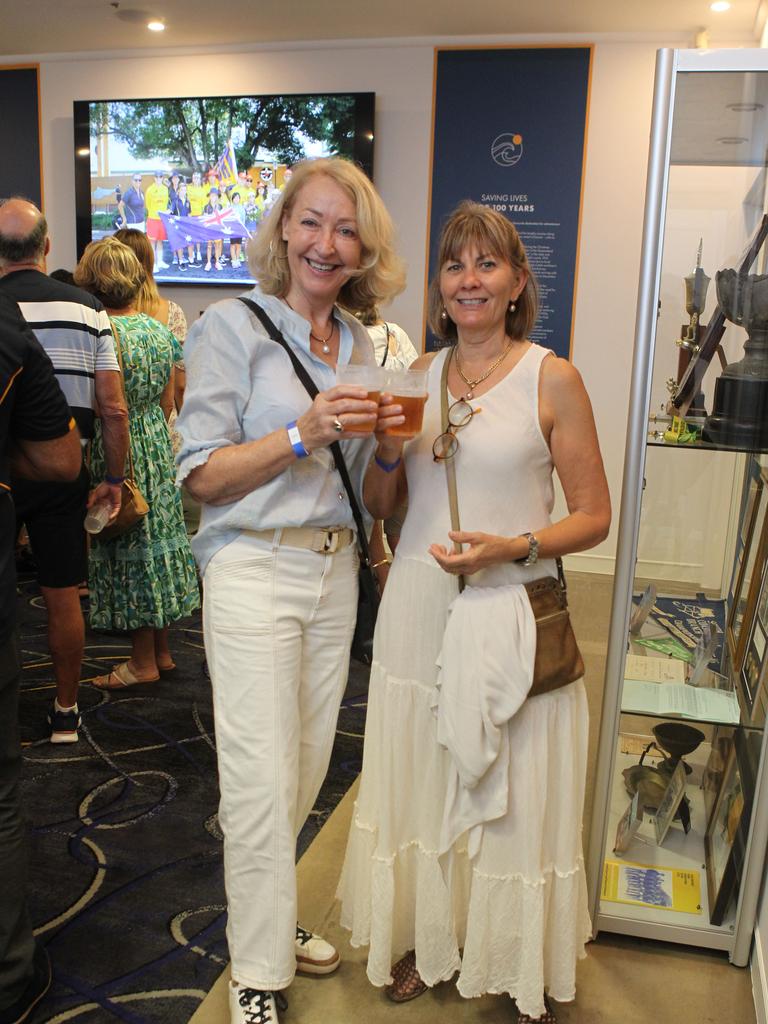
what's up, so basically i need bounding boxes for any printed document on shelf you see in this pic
[621,680,740,723]
[624,655,686,684]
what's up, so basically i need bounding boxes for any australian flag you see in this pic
[159,208,252,249]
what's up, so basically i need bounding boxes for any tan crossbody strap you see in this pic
[440,348,466,593]
[108,318,137,484]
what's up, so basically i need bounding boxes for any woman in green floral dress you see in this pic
[74,237,199,687]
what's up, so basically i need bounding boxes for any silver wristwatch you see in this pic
[516,531,539,566]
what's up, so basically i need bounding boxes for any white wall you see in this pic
[8,36,671,571]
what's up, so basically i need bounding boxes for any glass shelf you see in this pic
[647,436,768,456]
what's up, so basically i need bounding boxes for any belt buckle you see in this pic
[323,529,340,554]
[312,528,339,553]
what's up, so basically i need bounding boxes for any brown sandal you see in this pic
[518,994,557,1023]
[385,950,428,1003]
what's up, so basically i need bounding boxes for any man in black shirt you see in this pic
[0,293,81,1024]
[0,198,128,744]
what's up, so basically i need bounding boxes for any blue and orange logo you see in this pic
[491,133,523,167]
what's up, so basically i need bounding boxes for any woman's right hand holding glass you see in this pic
[297,384,379,448]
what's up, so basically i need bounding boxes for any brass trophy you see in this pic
[704,269,768,448]
[674,240,710,417]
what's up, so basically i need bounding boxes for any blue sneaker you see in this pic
[47,703,80,744]
[0,942,52,1024]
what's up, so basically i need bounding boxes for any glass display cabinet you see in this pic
[585,48,768,965]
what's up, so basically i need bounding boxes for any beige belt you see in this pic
[244,526,355,554]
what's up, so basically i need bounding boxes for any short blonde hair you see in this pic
[249,158,405,312]
[427,201,538,342]
[114,228,161,318]
[74,236,145,309]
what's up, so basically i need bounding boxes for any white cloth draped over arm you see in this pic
[430,583,537,857]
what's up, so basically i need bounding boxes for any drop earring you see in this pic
[509,301,517,313]
[440,308,448,321]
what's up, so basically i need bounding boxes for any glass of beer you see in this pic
[383,368,428,436]
[335,363,383,433]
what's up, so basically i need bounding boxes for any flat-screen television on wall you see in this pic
[73,93,375,286]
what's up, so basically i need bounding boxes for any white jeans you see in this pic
[203,530,358,990]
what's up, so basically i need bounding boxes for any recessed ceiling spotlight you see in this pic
[147,18,165,30]
[76,147,90,157]
[710,1,731,11]
[727,102,764,112]
[716,136,748,144]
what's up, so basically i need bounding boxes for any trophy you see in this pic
[703,269,768,448]
[674,240,710,417]
[652,722,704,776]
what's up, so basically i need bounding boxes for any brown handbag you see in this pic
[97,319,150,542]
[439,349,584,698]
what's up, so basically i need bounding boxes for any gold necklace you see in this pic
[455,342,512,399]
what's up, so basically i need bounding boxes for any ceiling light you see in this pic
[710,1,731,11]
[76,147,90,157]
[147,19,164,31]
[727,102,764,112]
[716,136,748,144]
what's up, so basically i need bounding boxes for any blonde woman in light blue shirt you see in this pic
[176,157,405,1024]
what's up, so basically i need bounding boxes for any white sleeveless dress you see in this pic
[337,344,591,1018]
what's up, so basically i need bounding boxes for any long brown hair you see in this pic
[427,201,538,343]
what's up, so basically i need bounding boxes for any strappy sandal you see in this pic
[91,663,159,689]
[385,950,428,1003]
[517,993,557,1023]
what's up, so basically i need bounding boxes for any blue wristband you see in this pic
[105,474,125,485]
[287,420,310,458]
[374,453,402,473]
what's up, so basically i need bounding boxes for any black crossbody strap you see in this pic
[380,324,391,366]
[238,297,374,566]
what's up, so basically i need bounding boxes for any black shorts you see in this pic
[14,462,90,588]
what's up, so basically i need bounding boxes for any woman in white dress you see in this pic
[338,201,611,1022]
[358,305,419,371]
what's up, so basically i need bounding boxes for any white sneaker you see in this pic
[229,983,283,1024]
[295,923,341,975]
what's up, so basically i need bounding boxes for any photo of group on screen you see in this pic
[79,93,373,286]
[91,163,290,284]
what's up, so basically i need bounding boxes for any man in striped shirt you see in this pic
[0,198,129,744]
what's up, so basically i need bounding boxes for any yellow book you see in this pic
[602,858,701,914]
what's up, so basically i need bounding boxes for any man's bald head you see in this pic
[0,198,49,270]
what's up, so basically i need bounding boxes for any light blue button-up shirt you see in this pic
[176,287,376,574]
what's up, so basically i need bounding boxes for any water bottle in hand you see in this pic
[84,501,111,535]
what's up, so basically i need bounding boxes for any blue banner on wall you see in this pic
[426,47,592,357]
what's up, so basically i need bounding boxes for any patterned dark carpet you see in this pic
[15,566,368,1023]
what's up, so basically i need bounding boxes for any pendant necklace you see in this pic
[283,297,335,354]
[309,320,335,354]
[455,342,512,399]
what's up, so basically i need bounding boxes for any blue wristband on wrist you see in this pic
[374,453,402,473]
[287,420,310,458]
[105,474,125,485]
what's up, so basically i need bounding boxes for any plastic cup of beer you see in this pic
[335,363,382,433]
[383,368,428,437]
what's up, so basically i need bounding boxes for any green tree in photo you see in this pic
[93,95,359,172]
